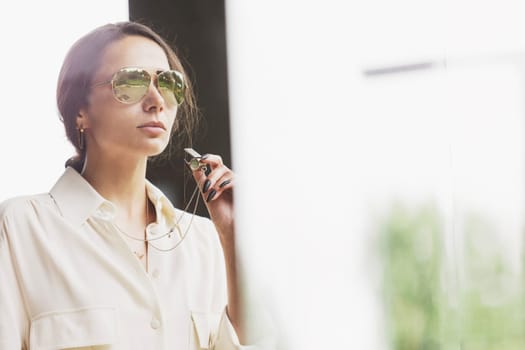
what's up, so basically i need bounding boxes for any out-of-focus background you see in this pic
[2,1,525,349]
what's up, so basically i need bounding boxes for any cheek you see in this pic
[87,87,115,109]
[86,104,134,142]
[86,95,118,125]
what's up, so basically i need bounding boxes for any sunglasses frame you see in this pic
[92,66,186,106]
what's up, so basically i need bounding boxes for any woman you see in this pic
[0,21,248,349]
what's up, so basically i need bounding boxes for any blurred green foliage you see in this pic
[379,202,525,350]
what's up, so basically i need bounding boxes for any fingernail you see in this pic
[203,179,211,193]
[201,154,210,160]
[206,189,217,202]
[219,179,231,188]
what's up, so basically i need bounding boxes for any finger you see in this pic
[199,153,224,170]
[204,164,230,189]
[218,178,233,190]
[201,166,231,201]
[206,175,234,202]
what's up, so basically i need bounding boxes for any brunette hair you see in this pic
[57,21,199,171]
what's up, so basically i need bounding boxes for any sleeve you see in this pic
[0,213,29,349]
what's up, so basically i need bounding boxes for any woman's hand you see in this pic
[190,153,235,238]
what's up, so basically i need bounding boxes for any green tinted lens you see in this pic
[112,68,151,103]
[158,70,185,105]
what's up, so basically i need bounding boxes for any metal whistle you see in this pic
[184,148,207,171]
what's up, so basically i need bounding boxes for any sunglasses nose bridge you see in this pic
[144,71,163,94]
[143,73,167,108]
[140,70,155,90]
[150,72,158,89]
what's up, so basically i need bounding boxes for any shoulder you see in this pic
[0,194,54,232]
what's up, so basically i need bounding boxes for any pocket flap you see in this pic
[30,306,117,350]
[191,312,211,349]
[191,311,221,349]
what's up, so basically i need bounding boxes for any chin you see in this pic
[147,148,166,158]
[145,142,170,158]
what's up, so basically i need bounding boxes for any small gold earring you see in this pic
[78,128,85,150]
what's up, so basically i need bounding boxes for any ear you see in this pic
[76,108,91,129]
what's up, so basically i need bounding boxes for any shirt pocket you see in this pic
[190,311,222,349]
[30,306,118,350]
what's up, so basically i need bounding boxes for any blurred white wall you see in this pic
[0,1,128,201]
[226,0,525,348]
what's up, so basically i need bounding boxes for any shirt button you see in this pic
[152,269,160,279]
[150,318,161,330]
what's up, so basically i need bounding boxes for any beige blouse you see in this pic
[0,167,248,350]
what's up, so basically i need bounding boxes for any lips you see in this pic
[138,121,166,130]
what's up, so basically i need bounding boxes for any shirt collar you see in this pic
[145,179,178,228]
[49,167,109,227]
[49,167,178,228]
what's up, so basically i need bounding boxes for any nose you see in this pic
[142,81,165,113]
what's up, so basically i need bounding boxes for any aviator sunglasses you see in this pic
[92,67,185,106]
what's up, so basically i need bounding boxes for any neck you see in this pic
[80,152,149,219]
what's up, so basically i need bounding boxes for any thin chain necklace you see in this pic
[112,189,149,261]
[113,183,201,253]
